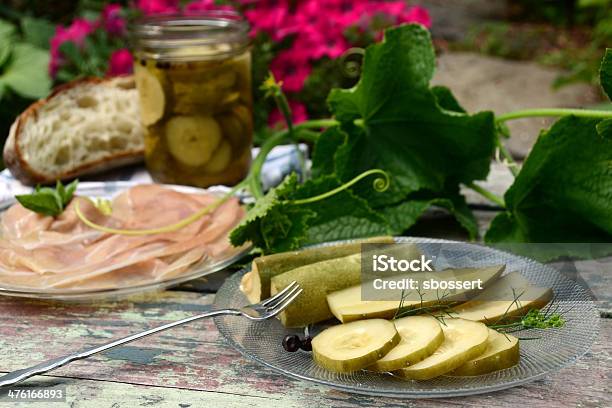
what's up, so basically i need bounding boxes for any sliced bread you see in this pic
[3,76,145,185]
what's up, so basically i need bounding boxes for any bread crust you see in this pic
[3,76,144,186]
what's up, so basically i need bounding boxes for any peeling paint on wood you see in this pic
[0,289,610,407]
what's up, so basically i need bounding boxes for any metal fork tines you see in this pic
[0,281,302,387]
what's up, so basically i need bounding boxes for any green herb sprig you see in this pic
[15,179,78,216]
[394,284,567,338]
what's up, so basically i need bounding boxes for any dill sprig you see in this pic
[392,283,567,340]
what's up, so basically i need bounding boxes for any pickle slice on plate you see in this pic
[165,115,222,167]
[452,329,519,376]
[370,316,444,372]
[134,64,165,126]
[396,318,489,380]
[203,140,232,173]
[312,319,400,373]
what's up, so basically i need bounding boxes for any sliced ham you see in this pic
[0,185,246,290]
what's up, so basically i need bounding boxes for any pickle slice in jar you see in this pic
[217,104,252,152]
[134,64,166,126]
[172,71,238,114]
[165,115,222,167]
[203,140,232,173]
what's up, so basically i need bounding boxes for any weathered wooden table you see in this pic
[0,164,610,407]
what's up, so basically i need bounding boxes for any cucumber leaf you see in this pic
[230,172,396,253]
[287,175,391,243]
[485,116,612,244]
[486,51,612,246]
[601,48,612,100]
[328,24,496,206]
[230,174,316,253]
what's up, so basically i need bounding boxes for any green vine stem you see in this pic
[75,181,247,236]
[496,108,612,123]
[464,182,505,208]
[496,138,520,177]
[289,169,391,205]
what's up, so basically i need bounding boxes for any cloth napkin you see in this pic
[0,144,307,203]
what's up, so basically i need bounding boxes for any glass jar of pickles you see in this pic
[132,12,252,187]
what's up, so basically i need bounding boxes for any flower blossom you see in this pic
[185,0,236,12]
[136,0,180,15]
[49,19,96,77]
[102,4,127,36]
[107,49,134,76]
[270,49,312,93]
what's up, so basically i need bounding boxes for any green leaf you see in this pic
[431,85,467,113]
[311,127,346,178]
[15,192,61,216]
[62,179,79,205]
[601,48,612,101]
[37,186,64,211]
[485,116,612,244]
[21,17,56,50]
[13,180,78,217]
[0,19,16,67]
[58,41,83,65]
[432,195,478,240]
[288,175,391,243]
[230,174,316,253]
[380,199,432,234]
[380,192,478,240]
[1,43,51,99]
[328,25,496,206]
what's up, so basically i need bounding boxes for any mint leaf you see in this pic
[13,180,78,217]
[15,192,61,216]
[37,186,63,212]
[328,25,496,206]
[485,116,612,244]
[601,48,612,100]
[61,179,79,205]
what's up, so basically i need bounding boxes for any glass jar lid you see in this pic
[133,11,250,61]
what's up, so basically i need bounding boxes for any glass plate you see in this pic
[0,181,250,301]
[213,237,600,398]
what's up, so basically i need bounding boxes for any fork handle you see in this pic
[0,309,239,387]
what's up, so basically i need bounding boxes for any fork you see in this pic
[0,281,302,387]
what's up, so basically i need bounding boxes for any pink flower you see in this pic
[293,21,349,60]
[136,0,179,15]
[185,0,236,12]
[244,1,297,41]
[49,18,96,77]
[102,4,126,36]
[107,49,134,76]
[268,100,308,128]
[270,50,312,93]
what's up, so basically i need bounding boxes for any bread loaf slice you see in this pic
[3,76,145,185]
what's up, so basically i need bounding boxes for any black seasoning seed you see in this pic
[300,337,312,352]
[282,335,301,352]
[139,59,146,66]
